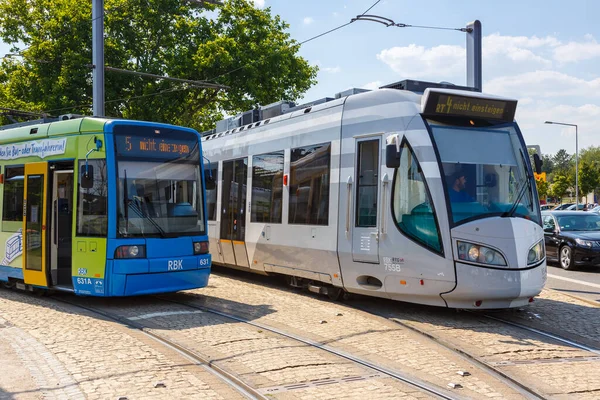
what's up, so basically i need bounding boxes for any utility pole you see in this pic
[466,20,482,92]
[92,0,105,116]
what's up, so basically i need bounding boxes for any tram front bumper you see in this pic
[108,254,211,296]
[441,261,546,309]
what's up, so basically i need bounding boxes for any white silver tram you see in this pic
[201,81,547,309]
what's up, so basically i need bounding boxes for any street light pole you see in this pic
[545,121,578,210]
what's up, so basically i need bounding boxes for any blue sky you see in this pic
[2,0,599,155]
[258,0,600,156]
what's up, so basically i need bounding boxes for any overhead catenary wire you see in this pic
[350,14,471,32]
[206,0,383,82]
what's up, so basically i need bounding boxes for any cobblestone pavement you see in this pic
[173,273,529,399]
[342,289,600,399]
[492,289,600,349]
[0,288,245,400]
[191,270,600,399]
[76,296,433,399]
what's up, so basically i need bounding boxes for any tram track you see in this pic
[154,294,458,399]
[340,301,546,400]
[349,297,600,400]
[50,295,266,400]
[52,293,457,400]
[477,312,600,356]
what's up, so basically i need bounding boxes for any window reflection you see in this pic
[77,160,108,237]
[393,143,442,253]
[289,143,330,226]
[251,152,283,223]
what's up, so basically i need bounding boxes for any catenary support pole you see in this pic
[466,20,482,92]
[92,0,105,116]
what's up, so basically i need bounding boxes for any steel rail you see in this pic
[51,296,265,400]
[480,313,600,356]
[156,295,458,400]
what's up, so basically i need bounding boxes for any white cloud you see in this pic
[362,81,382,90]
[303,17,314,25]
[485,70,600,99]
[373,33,600,154]
[514,102,600,153]
[553,36,600,62]
[252,0,265,8]
[322,66,341,73]
[483,33,560,52]
[376,44,465,80]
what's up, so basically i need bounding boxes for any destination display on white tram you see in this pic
[423,92,517,122]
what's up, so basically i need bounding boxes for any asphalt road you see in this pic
[545,261,600,304]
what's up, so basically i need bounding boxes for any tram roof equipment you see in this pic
[203,79,478,137]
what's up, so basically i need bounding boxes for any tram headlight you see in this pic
[193,241,209,255]
[114,245,146,259]
[527,240,545,265]
[457,241,507,266]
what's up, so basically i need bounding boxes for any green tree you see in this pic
[578,160,600,204]
[541,154,554,175]
[579,146,600,166]
[550,175,569,203]
[552,149,572,176]
[0,0,317,130]
[535,178,549,201]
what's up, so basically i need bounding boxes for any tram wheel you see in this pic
[326,287,344,301]
[2,281,15,289]
[560,245,576,270]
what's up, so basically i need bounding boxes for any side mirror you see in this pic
[533,153,543,174]
[543,227,554,233]
[386,143,400,168]
[81,165,94,189]
[204,170,216,190]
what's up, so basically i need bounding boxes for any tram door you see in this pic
[50,170,74,287]
[22,162,49,287]
[220,158,250,268]
[352,138,381,263]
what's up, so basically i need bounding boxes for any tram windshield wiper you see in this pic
[128,199,167,238]
[502,150,532,218]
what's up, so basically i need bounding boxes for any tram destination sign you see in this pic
[423,91,517,122]
[115,134,197,159]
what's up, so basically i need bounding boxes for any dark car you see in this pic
[542,211,600,270]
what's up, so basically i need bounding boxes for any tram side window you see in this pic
[205,167,217,221]
[77,160,108,237]
[392,143,442,253]
[289,143,331,226]
[251,151,284,223]
[2,166,24,226]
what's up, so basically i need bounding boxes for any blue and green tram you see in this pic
[0,116,211,296]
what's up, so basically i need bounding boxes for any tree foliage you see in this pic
[535,178,549,201]
[578,159,600,203]
[0,0,317,130]
[552,149,572,176]
[550,175,569,202]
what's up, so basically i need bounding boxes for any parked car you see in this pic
[589,206,600,214]
[540,204,554,211]
[542,210,600,270]
[566,204,586,211]
[553,203,574,210]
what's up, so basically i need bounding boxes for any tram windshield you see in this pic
[429,122,540,225]
[114,126,205,237]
